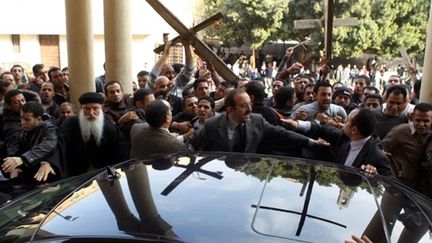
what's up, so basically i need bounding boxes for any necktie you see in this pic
[233,124,246,152]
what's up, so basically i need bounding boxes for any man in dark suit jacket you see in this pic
[191,89,325,153]
[130,100,187,159]
[284,108,391,176]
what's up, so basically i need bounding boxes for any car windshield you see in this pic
[0,153,431,243]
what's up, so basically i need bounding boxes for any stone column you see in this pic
[65,0,95,109]
[103,0,133,94]
[420,3,432,103]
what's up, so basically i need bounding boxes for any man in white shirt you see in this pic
[284,108,391,175]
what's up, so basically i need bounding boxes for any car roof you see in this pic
[1,152,431,242]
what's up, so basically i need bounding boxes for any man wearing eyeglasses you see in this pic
[191,89,328,153]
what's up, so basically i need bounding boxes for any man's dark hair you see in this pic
[313,81,332,93]
[0,80,9,95]
[252,78,265,87]
[62,66,69,72]
[413,79,421,95]
[220,81,234,89]
[34,64,46,76]
[362,85,380,94]
[133,88,153,105]
[145,100,170,128]
[22,101,44,118]
[274,86,295,109]
[47,66,60,80]
[11,64,24,72]
[354,75,371,85]
[351,108,377,137]
[414,102,432,113]
[364,93,383,105]
[225,89,246,108]
[137,70,149,77]
[198,95,215,110]
[0,71,12,79]
[4,89,23,104]
[332,81,344,88]
[385,84,407,100]
[244,81,266,103]
[104,80,123,94]
[193,78,208,91]
[182,94,197,108]
[60,102,73,110]
[272,79,286,86]
[296,74,315,84]
[172,63,184,74]
[305,83,315,90]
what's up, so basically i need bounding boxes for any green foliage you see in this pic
[241,159,384,197]
[201,0,430,58]
[200,0,289,49]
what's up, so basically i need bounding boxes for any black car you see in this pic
[0,152,431,242]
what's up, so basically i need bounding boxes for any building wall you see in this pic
[0,0,195,82]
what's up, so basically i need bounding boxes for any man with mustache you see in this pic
[59,92,129,177]
[191,89,327,153]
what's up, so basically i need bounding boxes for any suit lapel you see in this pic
[217,117,231,151]
[352,140,370,168]
[244,119,254,152]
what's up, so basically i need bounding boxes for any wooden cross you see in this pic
[146,0,238,82]
[294,0,358,61]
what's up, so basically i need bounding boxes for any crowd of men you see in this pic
[0,43,431,240]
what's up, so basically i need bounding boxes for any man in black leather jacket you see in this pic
[2,101,58,182]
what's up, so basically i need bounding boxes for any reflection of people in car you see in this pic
[224,155,250,171]
[97,163,178,238]
[363,103,432,242]
[345,234,372,243]
[284,108,391,175]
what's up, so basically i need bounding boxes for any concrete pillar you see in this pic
[65,0,95,109]
[103,0,133,94]
[420,2,432,103]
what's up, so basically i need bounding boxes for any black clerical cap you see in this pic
[79,92,105,105]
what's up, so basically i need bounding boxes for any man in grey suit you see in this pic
[191,89,326,153]
[130,100,187,159]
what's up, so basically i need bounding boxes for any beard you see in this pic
[79,110,104,146]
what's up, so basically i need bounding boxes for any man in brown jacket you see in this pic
[363,102,432,243]
[130,100,187,159]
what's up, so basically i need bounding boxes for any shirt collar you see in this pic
[409,121,416,135]
[226,115,240,129]
[350,136,371,150]
[161,127,170,133]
